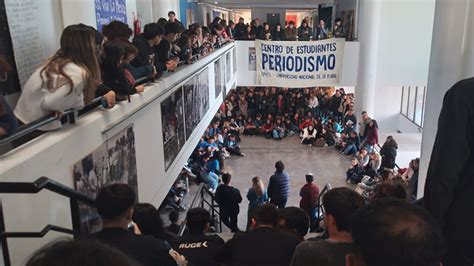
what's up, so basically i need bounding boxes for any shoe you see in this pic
[241,153,246,157]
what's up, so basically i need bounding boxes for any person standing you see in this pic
[316,19,329,40]
[333,18,347,39]
[215,173,242,232]
[299,173,320,228]
[423,77,474,266]
[246,176,269,230]
[380,136,398,170]
[268,161,290,209]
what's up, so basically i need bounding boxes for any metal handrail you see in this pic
[0,43,232,148]
[0,176,95,206]
[0,96,106,147]
[0,177,95,266]
[375,144,401,170]
[314,183,332,224]
[177,183,222,236]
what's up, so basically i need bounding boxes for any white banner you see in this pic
[255,39,346,87]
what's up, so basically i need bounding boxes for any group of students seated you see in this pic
[228,17,348,41]
[25,182,445,266]
[0,11,231,143]
[214,86,358,147]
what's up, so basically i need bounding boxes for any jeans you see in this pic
[343,144,357,155]
[270,198,287,209]
[273,129,284,139]
[201,171,219,190]
[364,144,374,153]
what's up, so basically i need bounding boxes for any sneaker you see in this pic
[241,153,246,157]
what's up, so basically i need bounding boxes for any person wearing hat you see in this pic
[299,173,320,229]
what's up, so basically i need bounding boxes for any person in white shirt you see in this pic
[14,24,102,131]
[301,125,317,146]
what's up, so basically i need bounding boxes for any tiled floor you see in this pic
[161,133,423,232]
[222,135,352,230]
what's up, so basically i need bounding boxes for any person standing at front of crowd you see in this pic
[15,24,101,131]
[268,161,290,209]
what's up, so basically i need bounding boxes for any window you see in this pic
[400,86,426,128]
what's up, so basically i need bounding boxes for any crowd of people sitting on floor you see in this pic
[0,11,234,143]
[226,17,349,41]
[25,182,445,266]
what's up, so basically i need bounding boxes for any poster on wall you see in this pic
[161,88,185,171]
[233,49,237,75]
[255,39,345,87]
[94,0,127,32]
[214,60,222,99]
[0,0,21,95]
[73,125,138,234]
[184,67,209,139]
[248,47,256,71]
[4,0,45,89]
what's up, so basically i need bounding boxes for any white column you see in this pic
[354,0,381,116]
[152,0,180,21]
[418,0,474,197]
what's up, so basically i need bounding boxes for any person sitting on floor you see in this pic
[346,158,364,184]
[301,125,317,146]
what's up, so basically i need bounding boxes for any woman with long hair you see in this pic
[298,19,312,41]
[132,203,178,244]
[380,135,398,170]
[15,24,101,131]
[246,176,268,230]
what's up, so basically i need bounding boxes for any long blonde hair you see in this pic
[252,176,264,197]
[40,24,101,103]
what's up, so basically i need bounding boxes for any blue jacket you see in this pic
[247,188,269,210]
[268,172,290,201]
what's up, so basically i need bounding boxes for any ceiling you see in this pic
[201,0,334,9]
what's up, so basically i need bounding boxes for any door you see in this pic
[318,7,333,30]
[266,13,280,29]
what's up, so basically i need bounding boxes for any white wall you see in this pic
[235,40,360,87]
[152,0,180,21]
[61,0,138,31]
[398,114,423,133]
[418,0,474,197]
[136,0,154,26]
[0,44,235,265]
[372,86,403,133]
[356,0,435,133]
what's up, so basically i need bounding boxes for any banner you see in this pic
[256,39,345,87]
[94,0,127,32]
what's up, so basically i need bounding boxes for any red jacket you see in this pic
[299,120,314,131]
[299,183,320,210]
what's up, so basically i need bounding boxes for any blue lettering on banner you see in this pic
[261,54,337,72]
[95,0,127,32]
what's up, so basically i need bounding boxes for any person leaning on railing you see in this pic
[14,24,110,132]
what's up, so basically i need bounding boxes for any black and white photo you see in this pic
[73,125,138,233]
[161,88,185,171]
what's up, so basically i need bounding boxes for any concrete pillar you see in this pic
[355,0,435,133]
[418,0,474,197]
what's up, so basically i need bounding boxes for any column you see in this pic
[417,0,474,197]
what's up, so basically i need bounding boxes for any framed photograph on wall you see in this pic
[73,125,138,234]
[214,59,222,99]
[161,88,186,171]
